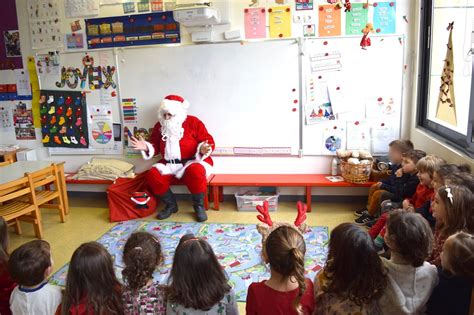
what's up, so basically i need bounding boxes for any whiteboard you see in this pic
[301,35,404,155]
[116,40,301,155]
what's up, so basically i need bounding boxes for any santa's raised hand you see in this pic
[129,135,148,151]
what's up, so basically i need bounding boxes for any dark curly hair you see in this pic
[122,232,163,292]
[321,223,387,307]
[386,210,434,267]
[166,234,231,311]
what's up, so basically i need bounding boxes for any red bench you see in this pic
[209,174,375,212]
[65,173,211,210]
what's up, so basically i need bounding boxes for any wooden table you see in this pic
[0,161,69,214]
[209,174,375,212]
[0,148,25,163]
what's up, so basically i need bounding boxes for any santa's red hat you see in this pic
[160,95,190,115]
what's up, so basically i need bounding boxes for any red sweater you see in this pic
[246,279,315,315]
[406,184,434,209]
[0,265,16,315]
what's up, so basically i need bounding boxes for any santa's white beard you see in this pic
[158,111,186,142]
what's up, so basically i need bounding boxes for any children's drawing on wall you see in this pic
[346,120,370,150]
[3,30,22,57]
[305,102,334,124]
[322,123,346,155]
[365,96,397,118]
[35,53,60,76]
[436,22,457,126]
[13,102,36,140]
[0,105,14,131]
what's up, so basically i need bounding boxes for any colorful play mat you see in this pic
[50,221,329,302]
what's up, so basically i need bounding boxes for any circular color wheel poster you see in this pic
[324,136,342,153]
[92,121,113,146]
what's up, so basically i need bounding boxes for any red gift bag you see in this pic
[107,171,158,222]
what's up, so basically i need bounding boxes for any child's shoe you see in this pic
[58,117,65,125]
[49,126,58,133]
[354,208,368,217]
[75,117,82,126]
[42,135,50,143]
[50,116,56,125]
[70,136,78,144]
[48,106,55,115]
[62,136,71,144]
[57,96,65,105]
[355,213,377,226]
[47,95,54,104]
[53,135,61,144]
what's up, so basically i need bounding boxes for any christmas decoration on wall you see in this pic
[39,90,89,148]
[435,22,457,126]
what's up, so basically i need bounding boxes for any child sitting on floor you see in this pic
[356,148,424,226]
[61,242,123,315]
[0,217,16,315]
[368,155,445,252]
[122,232,166,315]
[427,231,474,315]
[166,234,238,315]
[354,139,414,221]
[379,210,437,315]
[246,226,315,315]
[314,223,387,315]
[429,185,474,266]
[8,240,62,315]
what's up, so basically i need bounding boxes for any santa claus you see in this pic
[129,95,214,222]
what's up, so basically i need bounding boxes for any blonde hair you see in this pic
[416,155,446,178]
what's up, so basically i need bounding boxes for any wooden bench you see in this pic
[65,173,210,210]
[209,174,375,212]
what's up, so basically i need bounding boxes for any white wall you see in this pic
[1,0,419,194]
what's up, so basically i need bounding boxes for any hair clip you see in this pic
[134,246,142,250]
[445,187,454,204]
[182,238,199,245]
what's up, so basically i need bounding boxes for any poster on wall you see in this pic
[0,0,23,69]
[244,8,266,39]
[318,4,341,37]
[268,6,292,38]
[27,0,63,49]
[85,11,180,49]
[346,120,370,150]
[65,0,99,18]
[3,30,22,57]
[345,3,368,35]
[296,0,313,10]
[13,102,36,140]
[39,90,89,148]
[373,1,396,34]
[88,104,114,149]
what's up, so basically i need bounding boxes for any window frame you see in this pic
[417,0,474,158]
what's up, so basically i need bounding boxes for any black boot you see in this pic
[156,190,178,220]
[192,193,208,222]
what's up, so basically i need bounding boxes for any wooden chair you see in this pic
[0,176,43,239]
[0,160,12,167]
[25,164,66,223]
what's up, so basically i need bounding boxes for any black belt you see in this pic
[165,158,192,164]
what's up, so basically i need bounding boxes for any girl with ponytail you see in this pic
[246,226,315,315]
[122,232,166,314]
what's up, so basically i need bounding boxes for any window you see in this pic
[418,0,474,157]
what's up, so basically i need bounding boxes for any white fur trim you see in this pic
[130,196,150,205]
[195,141,212,161]
[141,141,155,160]
[160,99,190,115]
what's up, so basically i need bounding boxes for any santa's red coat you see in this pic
[144,115,215,195]
[147,115,215,165]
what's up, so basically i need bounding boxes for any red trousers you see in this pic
[146,163,207,195]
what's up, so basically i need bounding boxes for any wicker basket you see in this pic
[341,159,373,184]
